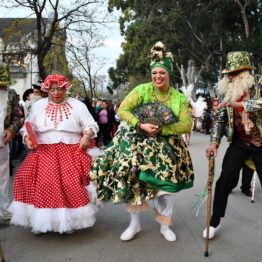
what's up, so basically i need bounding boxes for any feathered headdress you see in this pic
[180,84,207,118]
[149,42,174,74]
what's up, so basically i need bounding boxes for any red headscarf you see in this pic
[41,74,72,92]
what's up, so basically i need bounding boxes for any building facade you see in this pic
[0,18,40,98]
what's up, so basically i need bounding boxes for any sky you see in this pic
[0,1,124,77]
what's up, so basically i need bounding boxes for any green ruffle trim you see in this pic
[139,170,193,193]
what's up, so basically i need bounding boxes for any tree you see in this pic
[43,33,70,77]
[2,0,106,79]
[107,0,262,97]
[235,0,251,38]
[67,35,107,99]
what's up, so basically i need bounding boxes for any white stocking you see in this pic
[128,212,140,229]
[120,212,141,241]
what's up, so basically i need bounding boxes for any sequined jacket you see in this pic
[211,76,262,145]
[4,88,20,135]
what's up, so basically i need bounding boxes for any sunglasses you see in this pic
[49,86,66,92]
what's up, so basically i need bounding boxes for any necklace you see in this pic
[154,85,171,102]
[45,101,73,128]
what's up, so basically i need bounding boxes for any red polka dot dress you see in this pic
[8,97,100,233]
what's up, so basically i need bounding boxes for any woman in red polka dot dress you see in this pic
[8,74,100,234]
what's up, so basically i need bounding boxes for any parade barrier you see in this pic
[204,152,215,257]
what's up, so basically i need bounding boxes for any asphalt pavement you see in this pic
[1,132,261,262]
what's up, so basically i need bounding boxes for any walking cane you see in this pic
[0,241,5,262]
[204,151,215,257]
[245,158,256,204]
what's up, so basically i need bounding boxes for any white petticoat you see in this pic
[87,147,102,159]
[8,183,102,233]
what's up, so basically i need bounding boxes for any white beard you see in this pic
[217,71,255,102]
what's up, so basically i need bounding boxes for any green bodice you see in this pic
[118,82,192,135]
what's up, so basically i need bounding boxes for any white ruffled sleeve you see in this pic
[79,103,99,137]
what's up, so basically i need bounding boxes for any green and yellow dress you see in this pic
[90,82,194,205]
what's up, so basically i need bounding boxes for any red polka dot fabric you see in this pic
[14,143,92,208]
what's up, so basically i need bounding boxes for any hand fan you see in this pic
[25,122,38,149]
[132,102,177,127]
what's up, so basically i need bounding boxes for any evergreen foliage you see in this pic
[108,0,262,94]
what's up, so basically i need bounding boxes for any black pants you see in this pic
[99,123,112,146]
[232,164,254,192]
[212,139,262,219]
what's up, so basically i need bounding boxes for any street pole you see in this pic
[31,52,33,88]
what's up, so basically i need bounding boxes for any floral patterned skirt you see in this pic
[90,123,194,205]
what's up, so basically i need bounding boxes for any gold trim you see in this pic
[153,208,172,226]
[125,202,150,213]
[222,65,256,74]
[0,81,12,86]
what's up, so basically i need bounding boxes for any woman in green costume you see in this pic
[90,42,194,242]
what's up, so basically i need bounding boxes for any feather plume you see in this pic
[180,84,207,117]
[191,96,207,117]
[180,84,194,102]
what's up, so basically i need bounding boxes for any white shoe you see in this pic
[120,225,141,241]
[160,227,176,242]
[202,224,221,239]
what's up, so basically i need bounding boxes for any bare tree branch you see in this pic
[3,0,109,79]
[235,0,250,38]
[57,1,100,23]
[67,37,106,98]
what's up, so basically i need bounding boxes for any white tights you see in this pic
[127,194,173,229]
[153,194,173,219]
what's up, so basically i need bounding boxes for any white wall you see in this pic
[10,54,39,99]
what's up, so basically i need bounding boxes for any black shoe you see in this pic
[241,190,252,197]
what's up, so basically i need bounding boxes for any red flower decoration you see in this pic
[236,93,246,113]
[41,74,72,92]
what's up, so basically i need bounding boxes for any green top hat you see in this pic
[0,62,12,86]
[222,51,256,74]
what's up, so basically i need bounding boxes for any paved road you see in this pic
[1,133,261,262]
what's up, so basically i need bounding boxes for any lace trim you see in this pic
[125,202,150,213]
[153,208,172,226]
